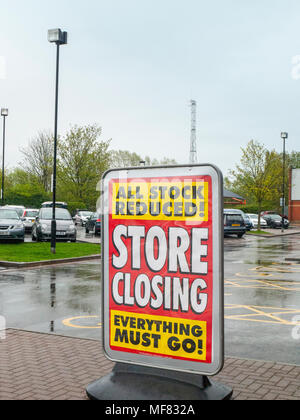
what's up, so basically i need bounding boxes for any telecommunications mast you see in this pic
[189,100,198,164]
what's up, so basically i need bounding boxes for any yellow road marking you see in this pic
[225,304,300,326]
[62,316,102,329]
[225,279,300,292]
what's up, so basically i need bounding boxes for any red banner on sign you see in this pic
[108,175,213,364]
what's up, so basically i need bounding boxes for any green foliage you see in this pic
[0,242,100,262]
[236,205,261,214]
[19,131,54,192]
[5,184,50,208]
[227,140,283,213]
[2,125,177,211]
[57,124,111,209]
[109,150,143,168]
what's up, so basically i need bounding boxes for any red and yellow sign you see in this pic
[107,175,214,365]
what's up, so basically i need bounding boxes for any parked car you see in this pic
[21,209,39,232]
[0,208,25,242]
[32,208,76,242]
[74,210,94,227]
[85,213,101,236]
[3,205,25,218]
[246,214,268,229]
[260,211,277,217]
[261,210,289,220]
[224,209,253,231]
[224,210,247,238]
[262,214,290,229]
[41,202,68,209]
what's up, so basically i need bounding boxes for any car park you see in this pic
[262,214,290,229]
[225,208,252,231]
[85,212,101,236]
[224,210,247,238]
[0,208,25,242]
[32,208,76,242]
[21,209,39,232]
[246,214,268,229]
[73,210,94,227]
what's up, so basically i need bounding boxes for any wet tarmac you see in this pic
[0,234,300,365]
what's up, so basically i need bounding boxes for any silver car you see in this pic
[32,208,76,242]
[21,209,39,232]
[246,214,268,229]
[74,211,94,227]
[0,208,25,242]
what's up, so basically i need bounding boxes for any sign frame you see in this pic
[101,164,224,376]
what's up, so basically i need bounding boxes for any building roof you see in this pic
[224,189,245,201]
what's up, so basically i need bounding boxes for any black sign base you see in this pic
[86,363,233,401]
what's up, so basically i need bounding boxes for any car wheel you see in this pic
[237,233,244,238]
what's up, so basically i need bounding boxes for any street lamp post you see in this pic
[48,28,68,254]
[281,132,288,233]
[1,108,8,206]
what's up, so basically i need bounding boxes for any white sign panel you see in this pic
[291,169,300,201]
[101,164,225,376]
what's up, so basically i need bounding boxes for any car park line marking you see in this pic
[225,304,300,326]
[255,266,300,273]
[62,316,102,329]
[240,305,290,324]
[225,279,300,292]
[235,272,274,278]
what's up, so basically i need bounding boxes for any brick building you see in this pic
[289,168,300,224]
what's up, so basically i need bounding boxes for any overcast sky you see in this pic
[1,0,300,176]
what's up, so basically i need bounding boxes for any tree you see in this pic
[288,151,300,169]
[109,150,143,168]
[109,151,178,168]
[228,140,282,229]
[57,124,111,209]
[144,156,178,166]
[19,131,54,192]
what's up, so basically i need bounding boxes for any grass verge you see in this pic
[246,230,272,236]
[0,242,101,263]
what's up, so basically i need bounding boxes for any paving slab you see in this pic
[0,329,299,400]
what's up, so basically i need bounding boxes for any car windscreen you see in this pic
[225,215,244,223]
[269,215,281,221]
[25,211,38,217]
[0,210,20,220]
[80,212,93,216]
[8,208,24,217]
[40,208,72,221]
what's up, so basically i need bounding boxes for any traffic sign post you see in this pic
[87,164,232,400]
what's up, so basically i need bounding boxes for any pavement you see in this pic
[247,225,300,238]
[0,227,300,401]
[0,329,299,400]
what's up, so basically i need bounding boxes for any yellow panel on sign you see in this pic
[112,181,209,222]
[110,310,207,361]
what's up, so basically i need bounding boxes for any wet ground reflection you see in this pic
[0,235,300,364]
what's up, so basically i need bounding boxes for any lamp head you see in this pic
[48,29,68,45]
[281,132,288,140]
[1,108,8,117]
